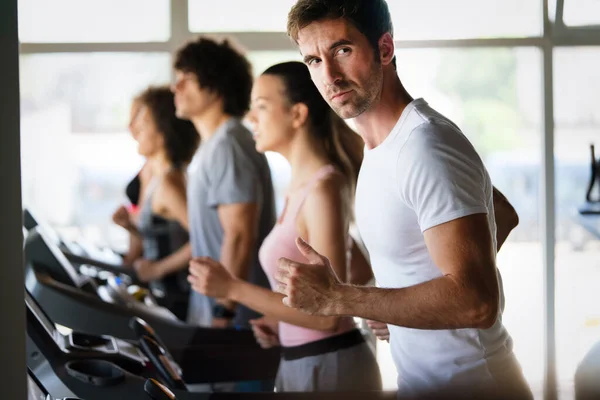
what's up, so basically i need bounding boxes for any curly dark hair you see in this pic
[173,37,253,118]
[138,86,200,167]
[287,0,393,60]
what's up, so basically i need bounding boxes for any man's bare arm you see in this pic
[277,213,500,330]
[217,202,259,311]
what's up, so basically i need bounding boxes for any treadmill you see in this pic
[21,212,396,399]
[26,288,396,400]
[24,220,264,341]
[27,286,280,395]
[26,286,200,399]
[24,223,281,386]
[27,288,154,399]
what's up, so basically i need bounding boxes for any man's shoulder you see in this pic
[403,109,473,158]
[386,101,461,154]
[221,118,253,140]
[399,110,485,176]
[207,122,245,155]
[208,120,270,175]
[215,119,254,151]
[411,102,461,132]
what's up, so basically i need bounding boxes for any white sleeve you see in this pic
[397,123,490,232]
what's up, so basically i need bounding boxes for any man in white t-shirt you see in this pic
[275,1,533,398]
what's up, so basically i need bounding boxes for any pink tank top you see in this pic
[258,165,356,347]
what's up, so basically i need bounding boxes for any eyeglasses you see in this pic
[172,73,198,89]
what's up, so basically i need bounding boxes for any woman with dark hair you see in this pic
[123,95,147,209]
[113,96,148,228]
[114,86,200,321]
[188,62,381,392]
[113,96,153,260]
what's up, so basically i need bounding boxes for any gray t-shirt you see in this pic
[186,117,275,328]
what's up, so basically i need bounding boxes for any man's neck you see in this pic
[191,105,231,142]
[354,70,413,150]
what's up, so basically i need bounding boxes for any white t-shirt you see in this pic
[355,98,513,396]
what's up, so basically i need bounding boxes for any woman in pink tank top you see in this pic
[188,62,381,392]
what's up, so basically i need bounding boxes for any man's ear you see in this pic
[378,32,395,66]
[207,88,221,103]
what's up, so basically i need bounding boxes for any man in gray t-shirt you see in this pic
[172,37,275,328]
[186,118,275,327]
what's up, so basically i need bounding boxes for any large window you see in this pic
[17,1,600,399]
[373,48,545,394]
[20,53,171,249]
[554,47,600,400]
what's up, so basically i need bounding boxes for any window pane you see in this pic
[189,0,541,37]
[20,53,171,132]
[189,0,296,32]
[20,53,171,250]
[564,0,600,26]
[247,50,302,76]
[18,0,170,42]
[389,0,542,40]
[373,48,544,394]
[554,47,600,400]
[549,0,558,22]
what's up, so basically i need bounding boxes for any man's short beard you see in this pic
[331,95,373,119]
[332,67,382,119]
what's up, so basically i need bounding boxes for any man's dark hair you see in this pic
[174,37,253,117]
[138,86,200,167]
[287,0,393,59]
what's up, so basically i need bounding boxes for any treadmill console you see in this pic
[26,225,177,321]
[31,226,82,288]
[26,291,146,364]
